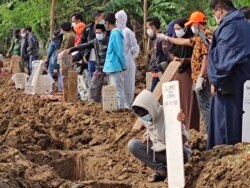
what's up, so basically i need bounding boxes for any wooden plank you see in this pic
[102,85,117,111]
[11,55,20,74]
[67,71,78,103]
[242,80,250,143]
[133,61,181,130]
[162,81,185,188]
[57,52,73,102]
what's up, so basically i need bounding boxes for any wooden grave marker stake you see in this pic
[102,85,117,111]
[11,55,20,74]
[67,71,78,103]
[162,80,185,188]
[133,61,181,130]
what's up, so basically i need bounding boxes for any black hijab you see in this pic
[170,18,194,58]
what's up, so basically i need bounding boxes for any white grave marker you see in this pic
[102,85,117,111]
[162,80,185,188]
[242,80,250,143]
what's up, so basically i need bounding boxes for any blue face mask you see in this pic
[96,33,104,41]
[141,114,152,122]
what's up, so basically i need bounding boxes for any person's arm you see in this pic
[157,33,193,47]
[129,31,140,58]
[70,40,94,53]
[113,30,126,69]
[7,37,15,55]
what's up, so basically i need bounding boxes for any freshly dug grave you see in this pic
[0,74,250,188]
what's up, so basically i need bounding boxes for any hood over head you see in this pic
[115,10,127,29]
[132,90,162,123]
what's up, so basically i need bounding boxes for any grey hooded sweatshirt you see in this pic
[132,90,191,158]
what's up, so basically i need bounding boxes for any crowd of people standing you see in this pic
[3,0,250,183]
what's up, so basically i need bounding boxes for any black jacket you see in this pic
[70,37,109,71]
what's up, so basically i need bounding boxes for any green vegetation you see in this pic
[0,0,249,54]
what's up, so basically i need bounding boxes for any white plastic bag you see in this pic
[36,75,54,95]
[11,73,29,89]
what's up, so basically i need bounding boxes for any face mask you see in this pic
[141,114,152,122]
[71,22,76,27]
[147,28,154,37]
[175,29,185,38]
[21,33,26,38]
[99,19,105,25]
[191,26,199,35]
[96,33,104,41]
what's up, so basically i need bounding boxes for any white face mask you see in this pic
[96,33,104,41]
[99,19,105,25]
[191,25,199,35]
[175,29,185,38]
[147,28,154,37]
[71,22,76,27]
[21,33,26,38]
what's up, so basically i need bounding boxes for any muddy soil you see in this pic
[0,57,250,188]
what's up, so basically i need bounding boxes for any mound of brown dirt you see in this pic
[0,77,250,188]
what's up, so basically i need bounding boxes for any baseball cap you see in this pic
[185,11,206,26]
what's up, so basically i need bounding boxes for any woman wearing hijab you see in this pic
[169,18,200,131]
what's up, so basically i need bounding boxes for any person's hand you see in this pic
[177,109,185,123]
[122,66,127,71]
[195,76,204,91]
[141,132,148,143]
[211,84,217,96]
[173,57,180,61]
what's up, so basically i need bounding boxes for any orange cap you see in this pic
[185,11,206,26]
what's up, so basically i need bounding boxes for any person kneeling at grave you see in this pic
[128,89,191,182]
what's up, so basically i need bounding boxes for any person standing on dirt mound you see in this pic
[104,13,126,109]
[26,26,39,74]
[146,17,172,92]
[46,31,63,91]
[20,28,29,73]
[81,10,105,79]
[115,10,140,110]
[128,90,191,183]
[65,24,109,102]
[6,29,21,58]
[71,12,86,47]
[158,11,213,132]
[207,0,250,149]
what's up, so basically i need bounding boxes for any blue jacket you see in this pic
[208,10,250,88]
[47,40,59,70]
[103,28,126,73]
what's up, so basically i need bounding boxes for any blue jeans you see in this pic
[48,63,62,91]
[109,72,125,109]
[29,55,38,74]
[151,77,160,92]
[88,61,96,78]
[196,82,211,132]
[128,138,189,172]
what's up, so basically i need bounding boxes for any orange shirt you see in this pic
[74,22,86,46]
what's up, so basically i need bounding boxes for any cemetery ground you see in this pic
[0,58,250,188]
